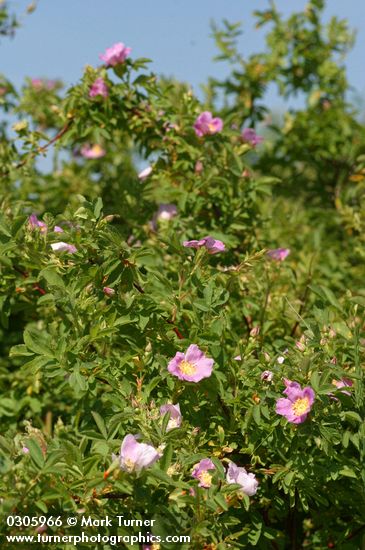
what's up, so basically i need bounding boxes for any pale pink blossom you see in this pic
[89,77,108,98]
[50,242,77,254]
[138,166,152,180]
[226,461,259,496]
[99,42,131,66]
[160,403,182,431]
[192,458,216,488]
[193,111,223,137]
[276,380,315,424]
[117,434,160,473]
[80,144,106,159]
[267,248,290,261]
[241,128,264,147]
[183,236,225,255]
[168,344,213,382]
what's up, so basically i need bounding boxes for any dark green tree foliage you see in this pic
[0,1,364,548]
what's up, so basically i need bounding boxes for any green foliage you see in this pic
[0,1,364,548]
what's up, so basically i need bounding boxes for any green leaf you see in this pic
[27,438,45,469]
[39,267,65,289]
[91,411,108,439]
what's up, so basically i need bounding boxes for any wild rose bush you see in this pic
[0,1,364,548]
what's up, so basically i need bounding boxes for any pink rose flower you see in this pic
[191,458,216,488]
[138,166,152,180]
[226,461,258,496]
[183,236,225,255]
[117,434,160,473]
[89,77,109,98]
[99,42,131,66]
[50,242,77,254]
[28,214,47,233]
[276,379,315,424]
[168,344,213,382]
[160,403,182,431]
[80,144,106,159]
[267,248,290,261]
[241,128,264,146]
[193,111,223,137]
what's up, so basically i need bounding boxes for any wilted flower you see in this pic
[241,127,264,146]
[193,111,223,137]
[159,403,182,431]
[99,42,131,66]
[332,378,353,396]
[191,458,216,488]
[118,434,160,473]
[89,77,108,98]
[183,236,225,255]
[226,461,259,496]
[138,166,152,180]
[80,144,106,159]
[261,370,274,382]
[50,242,77,254]
[234,355,242,361]
[267,248,290,261]
[28,214,47,233]
[276,379,315,424]
[168,344,213,382]
[103,287,115,297]
[53,225,64,233]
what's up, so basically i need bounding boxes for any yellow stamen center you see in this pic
[199,471,212,487]
[92,144,103,154]
[168,418,179,430]
[179,360,196,375]
[124,457,135,472]
[292,397,310,416]
[208,122,216,132]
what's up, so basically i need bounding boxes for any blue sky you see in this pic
[1,0,364,109]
